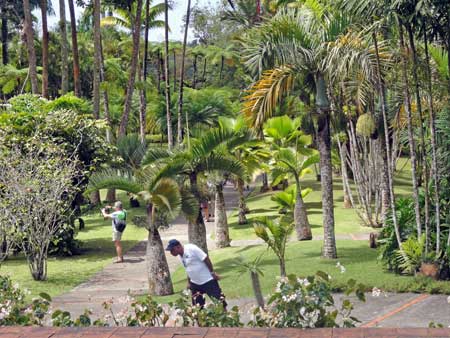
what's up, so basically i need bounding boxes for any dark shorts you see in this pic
[190,279,227,308]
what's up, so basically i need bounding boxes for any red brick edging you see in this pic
[0,327,449,338]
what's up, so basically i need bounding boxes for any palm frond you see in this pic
[87,169,141,194]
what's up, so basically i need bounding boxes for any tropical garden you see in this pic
[0,0,449,328]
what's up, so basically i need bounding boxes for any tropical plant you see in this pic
[234,255,265,308]
[253,215,294,276]
[271,185,312,215]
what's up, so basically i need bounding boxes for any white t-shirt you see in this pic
[180,244,213,285]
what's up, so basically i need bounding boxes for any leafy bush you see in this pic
[44,93,91,114]
[249,272,365,328]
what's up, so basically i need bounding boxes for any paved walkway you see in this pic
[51,184,450,327]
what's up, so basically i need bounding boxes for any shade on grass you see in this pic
[158,239,450,304]
[2,191,148,299]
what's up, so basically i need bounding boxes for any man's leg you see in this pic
[190,283,206,307]
[203,280,227,309]
[114,240,123,262]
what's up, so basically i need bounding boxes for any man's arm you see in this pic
[101,208,113,219]
[204,256,221,280]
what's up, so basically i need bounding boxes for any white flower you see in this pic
[372,287,381,297]
[336,262,346,273]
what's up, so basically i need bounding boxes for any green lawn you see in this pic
[158,239,450,304]
[227,158,413,241]
[1,191,148,299]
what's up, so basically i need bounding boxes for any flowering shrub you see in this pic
[249,272,365,328]
[171,290,242,327]
[0,275,51,325]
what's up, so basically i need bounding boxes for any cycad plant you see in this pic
[88,169,190,295]
[253,216,294,277]
[142,127,245,253]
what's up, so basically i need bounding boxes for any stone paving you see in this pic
[2,326,450,338]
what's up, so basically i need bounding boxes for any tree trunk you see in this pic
[59,0,69,94]
[93,0,101,118]
[22,0,39,94]
[294,182,312,240]
[215,183,230,248]
[219,55,224,81]
[373,32,402,249]
[40,0,49,98]
[237,178,248,225]
[188,172,208,253]
[1,15,7,65]
[28,256,47,281]
[260,172,269,192]
[337,139,353,209]
[407,24,430,248]
[68,0,81,97]
[192,54,197,89]
[119,0,143,137]
[380,136,390,225]
[105,188,116,203]
[316,73,336,259]
[279,258,286,277]
[146,206,173,295]
[250,271,264,308]
[423,24,442,253]
[140,0,150,145]
[163,0,173,149]
[157,51,161,92]
[176,0,192,145]
[399,22,422,238]
[202,57,207,84]
[173,50,176,92]
[90,191,101,206]
[100,35,112,143]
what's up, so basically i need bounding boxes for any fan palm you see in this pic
[142,127,246,252]
[240,3,381,258]
[87,169,186,296]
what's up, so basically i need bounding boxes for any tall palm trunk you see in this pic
[163,0,173,149]
[146,205,173,295]
[68,0,81,97]
[93,0,101,118]
[100,36,112,142]
[373,33,402,249]
[407,24,430,248]
[399,22,422,238]
[139,0,151,145]
[59,0,69,94]
[40,0,49,98]
[22,0,39,94]
[192,54,197,89]
[237,178,248,225]
[215,182,230,248]
[188,172,208,253]
[316,73,336,259]
[176,0,192,145]
[423,25,442,253]
[294,178,312,240]
[250,271,264,308]
[119,0,143,137]
[219,55,224,81]
[1,14,7,65]
[172,50,176,92]
[202,57,207,83]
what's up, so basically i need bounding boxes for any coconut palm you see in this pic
[253,215,293,277]
[22,0,39,94]
[59,0,69,94]
[241,4,381,258]
[142,127,246,253]
[88,169,188,295]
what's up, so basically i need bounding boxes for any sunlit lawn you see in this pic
[1,191,148,299]
[227,158,413,241]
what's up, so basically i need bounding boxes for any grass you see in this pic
[227,158,413,241]
[157,239,450,304]
[1,191,148,299]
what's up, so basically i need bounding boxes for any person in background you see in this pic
[101,201,127,263]
[166,239,227,309]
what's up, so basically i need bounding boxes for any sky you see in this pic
[33,0,218,42]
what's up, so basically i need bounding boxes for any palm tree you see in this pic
[163,0,173,148]
[142,128,245,253]
[241,5,380,258]
[176,0,192,145]
[272,148,318,240]
[88,170,185,295]
[40,0,49,97]
[253,216,293,276]
[68,0,81,97]
[92,0,101,119]
[59,0,69,94]
[119,0,143,137]
[22,0,39,94]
